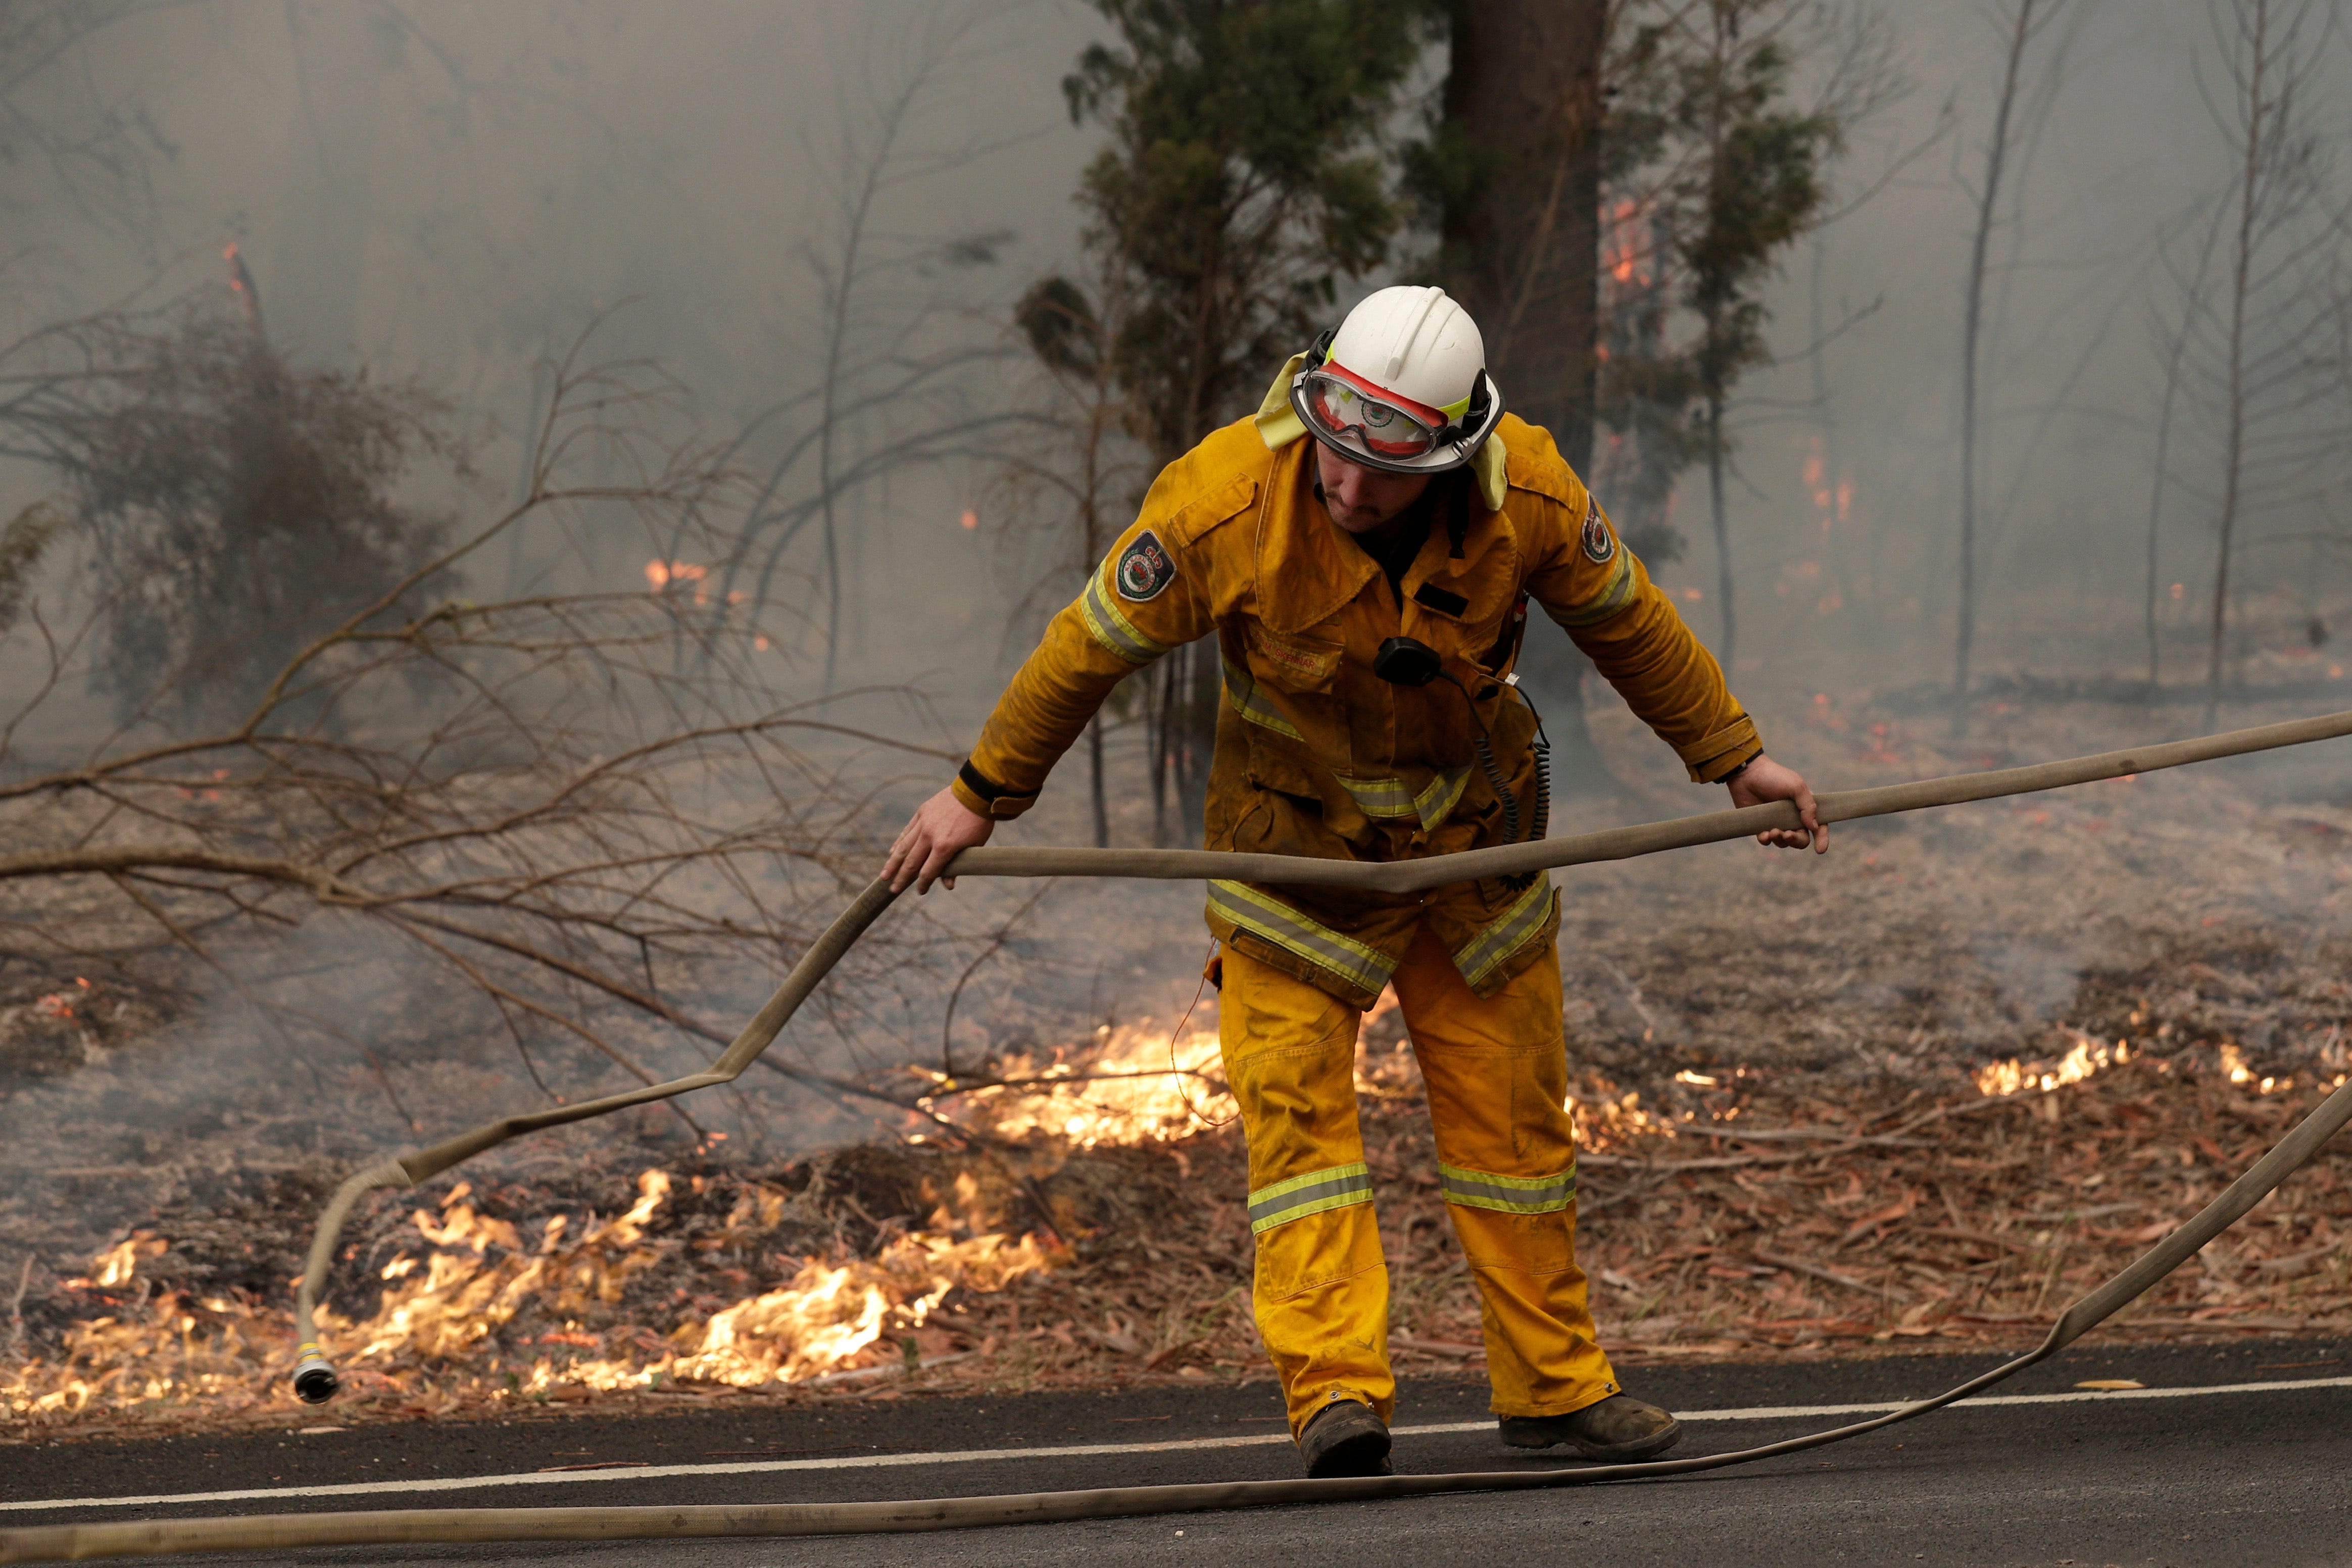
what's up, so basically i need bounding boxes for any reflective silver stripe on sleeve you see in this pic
[1248,1161,1375,1234]
[1450,877,1555,989]
[1078,572,1172,664]
[1220,658,1306,741]
[1553,552,1639,628]
[1437,1161,1576,1215]
[1208,880,1397,999]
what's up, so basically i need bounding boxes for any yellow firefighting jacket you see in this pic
[953,389,1762,1011]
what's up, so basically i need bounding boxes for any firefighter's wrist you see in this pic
[1709,747,1767,787]
[953,761,1038,821]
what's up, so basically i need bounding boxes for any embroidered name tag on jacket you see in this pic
[1116,529,1178,601]
[1248,624,1341,687]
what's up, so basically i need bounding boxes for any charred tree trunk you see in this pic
[1956,0,2038,730]
[2206,1,2270,734]
[1705,386,1733,662]
[1440,0,1614,797]
[1442,0,1607,469]
[1087,710,1110,848]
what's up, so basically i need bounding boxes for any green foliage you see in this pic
[1613,19,1841,405]
[1015,276,1105,378]
[54,305,460,728]
[1584,4,1845,600]
[1061,0,1442,460]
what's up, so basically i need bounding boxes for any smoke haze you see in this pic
[7,1,2352,1162]
[7,2,2347,733]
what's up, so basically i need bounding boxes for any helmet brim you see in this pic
[1290,368,1504,476]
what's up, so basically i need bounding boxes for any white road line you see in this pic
[7,1375,2348,1516]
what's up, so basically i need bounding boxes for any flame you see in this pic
[672,1232,1050,1387]
[5,1164,1057,1420]
[2217,1042,2267,1088]
[947,1016,1235,1147]
[340,1169,1053,1393]
[1974,1034,2131,1097]
[1572,1086,1676,1150]
[76,1234,168,1290]
[1602,199,1645,285]
[221,242,265,337]
[5,1014,1814,1424]
[1801,434,1853,542]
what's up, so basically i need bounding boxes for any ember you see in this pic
[644,559,710,604]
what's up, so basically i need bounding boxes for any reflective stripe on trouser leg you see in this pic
[1217,940,1393,1438]
[1390,924,1620,1419]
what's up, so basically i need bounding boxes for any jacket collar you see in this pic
[1256,439,1379,635]
[1256,445,1510,635]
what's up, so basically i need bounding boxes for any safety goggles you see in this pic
[1296,366,1469,463]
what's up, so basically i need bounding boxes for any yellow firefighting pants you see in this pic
[1219,921,1621,1438]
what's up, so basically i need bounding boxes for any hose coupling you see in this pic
[292,1342,340,1404]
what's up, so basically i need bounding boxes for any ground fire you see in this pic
[14,986,2352,1436]
[4,1017,1219,1426]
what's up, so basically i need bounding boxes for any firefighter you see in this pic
[885,285,1826,1478]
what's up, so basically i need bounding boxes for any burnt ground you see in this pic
[10,684,2352,1440]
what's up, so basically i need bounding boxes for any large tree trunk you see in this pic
[1440,0,1614,796]
[1442,0,1606,468]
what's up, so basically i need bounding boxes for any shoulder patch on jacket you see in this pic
[1580,499,1616,564]
[1116,529,1178,602]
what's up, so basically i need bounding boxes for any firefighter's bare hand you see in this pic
[885,787,994,893]
[1726,753,1827,853]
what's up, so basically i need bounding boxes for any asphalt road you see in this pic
[8,1338,2352,1567]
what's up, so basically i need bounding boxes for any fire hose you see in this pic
[6,706,2352,1562]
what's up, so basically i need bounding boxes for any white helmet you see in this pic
[1289,285,1504,475]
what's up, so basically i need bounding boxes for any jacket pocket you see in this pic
[1243,623,1343,694]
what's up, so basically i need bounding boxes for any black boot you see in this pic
[1298,1398,1393,1478]
[1499,1393,1681,1461]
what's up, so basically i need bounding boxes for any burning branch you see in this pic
[221,242,265,340]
